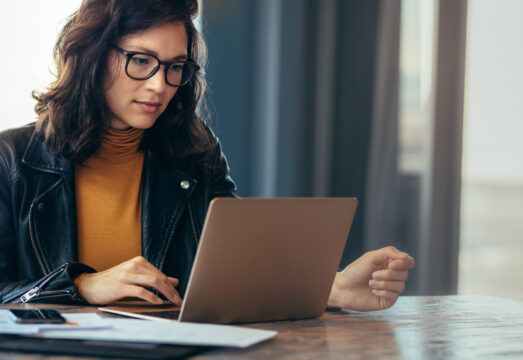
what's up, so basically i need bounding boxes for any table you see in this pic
[1,296,523,359]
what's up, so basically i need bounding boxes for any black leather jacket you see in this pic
[0,124,236,304]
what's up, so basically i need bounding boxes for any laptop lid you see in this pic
[179,197,357,324]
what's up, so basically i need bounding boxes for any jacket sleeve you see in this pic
[0,150,95,305]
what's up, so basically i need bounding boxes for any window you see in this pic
[459,0,523,300]
[398,0,436,175]
[0,1,83,131]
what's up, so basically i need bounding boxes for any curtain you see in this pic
[203,0,468,294]
[365,0,468,294]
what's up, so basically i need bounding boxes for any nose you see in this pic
[145,65,168,93]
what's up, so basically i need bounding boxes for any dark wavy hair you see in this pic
[33,0,214,165]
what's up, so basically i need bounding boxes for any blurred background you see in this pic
[0,0,521,299]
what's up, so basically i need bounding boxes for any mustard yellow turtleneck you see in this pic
[75,127,144,272]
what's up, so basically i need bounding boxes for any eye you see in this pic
[131,55,151,66]
[168,63,184,72]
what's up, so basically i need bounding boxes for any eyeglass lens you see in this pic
[127,53,195,86]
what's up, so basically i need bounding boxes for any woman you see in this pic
[0,0,414,311]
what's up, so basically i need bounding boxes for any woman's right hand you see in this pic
[74,256,183,305]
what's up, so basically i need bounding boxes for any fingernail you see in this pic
[369,280,376,287]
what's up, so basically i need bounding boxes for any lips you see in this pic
[134,100,161,113]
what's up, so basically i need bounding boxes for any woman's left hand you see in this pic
[327,246,415,311]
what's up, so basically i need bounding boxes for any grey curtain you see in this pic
[203,0,467,294]
[364,0,468,294]
[363,0,401,253]
[418,0,468,294]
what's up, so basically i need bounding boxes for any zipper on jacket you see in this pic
[19,290,71,303]
[188,201,200,248]
[19,288,39,303]
[24,175,66,277]
[28,201,48,276]
[156,183,197,271]
[158,219,180,271]
[17,264,67,303]
[157,201,199,271]
[39,290,71,297]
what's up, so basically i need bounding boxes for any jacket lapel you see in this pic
[141,150,197,269]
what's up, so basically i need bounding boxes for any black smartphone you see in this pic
[7,309,66,324]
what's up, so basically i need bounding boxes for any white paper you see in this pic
[40,317,277,348]
[0,310,112,334]
[0,325,40,334]
[98,307,174,323]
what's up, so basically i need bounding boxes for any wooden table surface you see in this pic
[1,295,523,359]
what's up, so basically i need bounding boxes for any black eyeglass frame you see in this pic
[113,45,200,87]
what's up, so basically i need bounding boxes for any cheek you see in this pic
[104,55,135,105]
[104,72,136,109]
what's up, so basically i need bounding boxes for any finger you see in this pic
[122,259,183,304]
[168,277,179,286]
[121,258,182,303]
[368,246,407,266]
[389,257,415,270]
[138,264,183,298]
[168,278,183,301]
[372,269,409,281]
[371,289,399,309]
[371,289,399,301]
[124,285,164,305]
[130,274,182,305]
[372,288,399,300]
[369,280,406,294]
[390,250,412,259]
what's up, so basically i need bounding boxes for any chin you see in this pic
[110,111,161,130]
[129,116,159,130]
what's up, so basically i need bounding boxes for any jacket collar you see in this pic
[21,130,74,176]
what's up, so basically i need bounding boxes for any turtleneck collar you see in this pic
[97,127,144,163]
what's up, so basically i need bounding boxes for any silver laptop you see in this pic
[178,197,357,324]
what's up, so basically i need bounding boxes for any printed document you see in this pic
[40,316,277,348]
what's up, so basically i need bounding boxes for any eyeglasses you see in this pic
[113,46,200,87]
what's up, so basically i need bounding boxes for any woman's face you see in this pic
[104,21,188,130]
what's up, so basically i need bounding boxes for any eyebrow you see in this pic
[126,45,188,61]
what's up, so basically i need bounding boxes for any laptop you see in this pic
[102,197,357,324]
[177,197,358,324]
